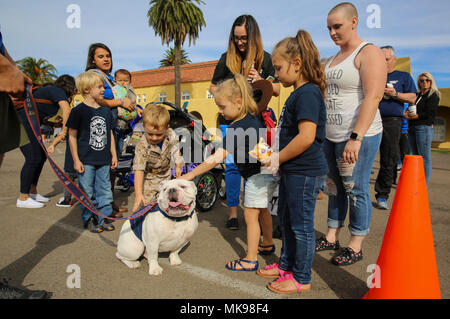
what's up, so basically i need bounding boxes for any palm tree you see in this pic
[15,57,57,85]
[148,0,206,107]
[159,47,191,67]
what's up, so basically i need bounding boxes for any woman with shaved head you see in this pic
[316,2,387,265]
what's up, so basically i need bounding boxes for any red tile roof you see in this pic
[131,60,218,88]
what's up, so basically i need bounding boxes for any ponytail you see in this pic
[233,74,259,116]
[273,29,327,96]
[214,74,259,119]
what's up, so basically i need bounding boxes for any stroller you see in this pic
[114,101,225,212]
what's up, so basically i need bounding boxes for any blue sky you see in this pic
[1,0,450,87]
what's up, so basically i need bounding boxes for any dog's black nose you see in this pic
[168,188,177,200]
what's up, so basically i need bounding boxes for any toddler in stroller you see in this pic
[114,102,224,212]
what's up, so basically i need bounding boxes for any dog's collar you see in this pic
[159,209,195,222]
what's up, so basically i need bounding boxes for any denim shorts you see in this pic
[244,173,277,208]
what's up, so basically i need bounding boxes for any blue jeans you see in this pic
[277,173,324,284]
[323,133,381,236]
[114,127,127,158]
[408,125,433,185]
[77,164,113,227]
[220,124,241,207]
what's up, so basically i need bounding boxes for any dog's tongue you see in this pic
[168,201,189,210]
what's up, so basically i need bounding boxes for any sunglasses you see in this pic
[419,79,431,83]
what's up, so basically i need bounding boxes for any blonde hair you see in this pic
[226,15,264,78]
[417,72,441,99]
[273,30,327,96]
[75,72,104,96]
[214,73,258,118]
[142,103,170,128]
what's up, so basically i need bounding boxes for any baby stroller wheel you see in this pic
[218,177,226,199]
[195,172,218,212]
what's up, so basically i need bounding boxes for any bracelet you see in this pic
[120,99,124,107]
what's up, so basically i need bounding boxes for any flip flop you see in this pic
[267,273,310,294]
[225,259,258,271]
[256,263,292,278]
[258,244,275,255]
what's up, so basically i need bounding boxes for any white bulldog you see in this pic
[116,179,198,275]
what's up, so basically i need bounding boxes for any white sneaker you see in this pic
[16,198,45,208]
[29,193,49,203]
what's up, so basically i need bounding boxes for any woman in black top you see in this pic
[404,72,440,185]
[16,75,76,208]
[210,14,280,96]
[210,14,279,233]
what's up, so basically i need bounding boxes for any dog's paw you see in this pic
[169,253,182,266]
[148,263,163,276]
[116,252,140,269]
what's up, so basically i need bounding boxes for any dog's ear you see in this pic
[189,180,197,195]
[159,180,168,190]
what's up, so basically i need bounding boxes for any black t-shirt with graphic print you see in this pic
[66,102,113,166]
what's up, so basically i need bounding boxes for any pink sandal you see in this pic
[267,273,310,294]
[256,263,292,278]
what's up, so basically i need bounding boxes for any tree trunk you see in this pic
[174,40,181,108]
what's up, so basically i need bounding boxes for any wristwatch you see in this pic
[393,92,399,99]
[350,132,363,141]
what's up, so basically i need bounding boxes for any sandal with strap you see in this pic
[258,244,275,255]
[256,263,292,278]
[225,259,258,272]
[315,235,340,251]
[331,247,363,266]
[267,273,310,294]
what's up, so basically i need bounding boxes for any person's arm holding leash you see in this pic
[0,50,31,97]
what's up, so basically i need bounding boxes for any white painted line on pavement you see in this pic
[173,261,284,299]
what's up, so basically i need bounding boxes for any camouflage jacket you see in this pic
[132,128,183,179]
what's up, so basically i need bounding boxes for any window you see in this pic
[206,89,214,99]
[433,117,446,142]
[137,95,141,103]
[142,94,146,103]
[182,91,190,100]
[159,92,166,102]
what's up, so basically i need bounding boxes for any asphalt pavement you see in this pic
[0,145,448,301]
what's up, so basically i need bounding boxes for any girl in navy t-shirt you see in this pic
[257,30,328,294]
[180,74,277,273]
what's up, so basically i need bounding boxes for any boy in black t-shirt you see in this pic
[67,72,117,233]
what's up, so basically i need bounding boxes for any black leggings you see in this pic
[17,108,47,194]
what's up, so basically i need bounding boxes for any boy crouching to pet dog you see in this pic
[132,104,183,211]
[67,71,117,233]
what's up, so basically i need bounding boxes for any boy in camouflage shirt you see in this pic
[132,104,183,211]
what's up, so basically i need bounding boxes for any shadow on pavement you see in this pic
[0,206,83,293]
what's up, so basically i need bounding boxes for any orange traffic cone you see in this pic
[363,155,441,299]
